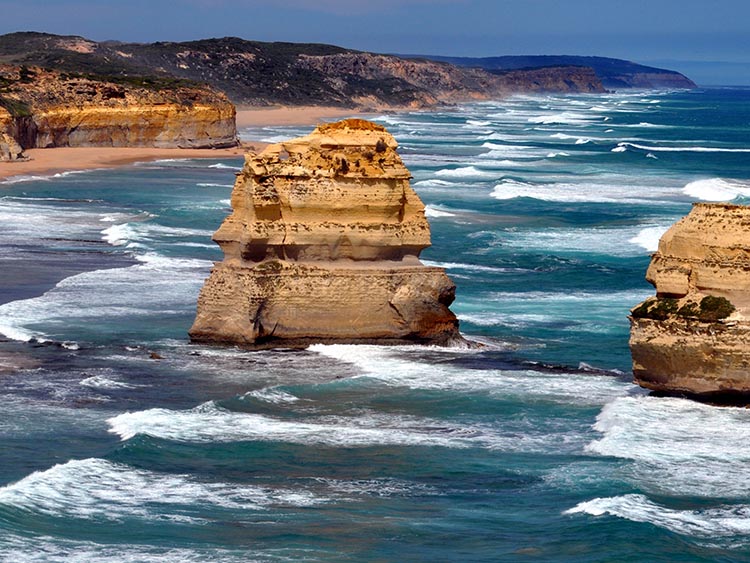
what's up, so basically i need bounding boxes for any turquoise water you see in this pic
[1,88,750,561]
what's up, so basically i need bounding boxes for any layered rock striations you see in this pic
[190,119,461,347]
[0,64,236,159]
[629,203,750,397]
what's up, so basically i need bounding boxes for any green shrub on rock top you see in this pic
[631,297,677,320]
[698,295,735,321]
[633,295,735,322]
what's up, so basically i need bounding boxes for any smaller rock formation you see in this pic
[190,119,461,348]
[629,203,750,398]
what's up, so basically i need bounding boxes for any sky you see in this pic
[1,0,749,84]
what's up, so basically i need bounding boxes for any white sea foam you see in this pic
[421,260,511,273]
[682,178,750,201]
[627,225,669,252]
[424,205,456,218]
[0,253,212,342]
[79,376,140,390]
[586,395,750,498]
[0,537,267,563]
[566,494,750,539]
[434,166,498,180]
[311,344,628,409]
[617,142,750,153]
[490,178,680,204]
[108,401,487,448]
[208,163,242,170]
[0,458,322,522]
[196,182,234,188]
[242,388,301,404]
[528,112,603,125]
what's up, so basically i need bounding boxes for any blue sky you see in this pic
[1,0,749,84]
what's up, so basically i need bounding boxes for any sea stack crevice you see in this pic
[190,119,462,348]
[629,203,750,397]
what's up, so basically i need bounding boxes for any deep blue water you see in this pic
[1,88,750,562]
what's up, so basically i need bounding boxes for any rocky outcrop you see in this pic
[424,55,697,90]
[190,119,461,347]
[0,65,237,151]
[0,107,24,161]
[629,203,750,397]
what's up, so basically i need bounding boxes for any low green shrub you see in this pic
[698,295,735,321]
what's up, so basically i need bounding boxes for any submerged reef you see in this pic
[190,119,461,348]
[629,203,750,399]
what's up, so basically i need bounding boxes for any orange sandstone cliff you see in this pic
[189,119,462,347]
[0,65,237,160]
[629,203,750,398]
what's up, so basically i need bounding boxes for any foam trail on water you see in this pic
[311,344,628,407]
[0,458,323,522]
[107,402,480,448]
[617,142,750,153]
[566,494,750,539]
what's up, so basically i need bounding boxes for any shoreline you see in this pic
[235,105,380,128]
[0,106,381,182]
[0,146,257,182]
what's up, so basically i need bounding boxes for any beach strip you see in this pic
[0,106,375,181]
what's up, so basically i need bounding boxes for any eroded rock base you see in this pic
[190,262,461,347]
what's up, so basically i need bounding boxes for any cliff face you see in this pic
[425,55,697,90]
[629,203,750,397]
[190,119,461,347]
[0,65,237,157]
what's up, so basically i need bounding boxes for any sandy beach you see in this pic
[236,105,370,127]
[0,106,374,182]
[0,146,260,182]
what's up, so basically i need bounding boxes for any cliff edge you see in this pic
[0,64,237,160]
[629,203,750,398]
[189,119,462,347]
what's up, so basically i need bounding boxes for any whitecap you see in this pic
[627,225,669,252]
[207,163,242,170]
[421,260,510,273]
[108,402,482,448]
[617,142,750,153]
[311,344,628,409]
[424,205,456,218]
[196,182,234,188]
[528,112,603,125]
[585,395,750,498]
[242,388,301,404]
[79,376,140,390]
[566,494,750,539]
[0,458,323,522]
[434,166,497,180]
[682,178,750,201]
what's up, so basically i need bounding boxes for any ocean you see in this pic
[1,87,750,562]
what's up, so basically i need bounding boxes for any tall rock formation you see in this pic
[629,203,750,397]
[190,119,461,347]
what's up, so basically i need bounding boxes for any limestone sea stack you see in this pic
[629,203,750,398]
[189,119,462,348]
